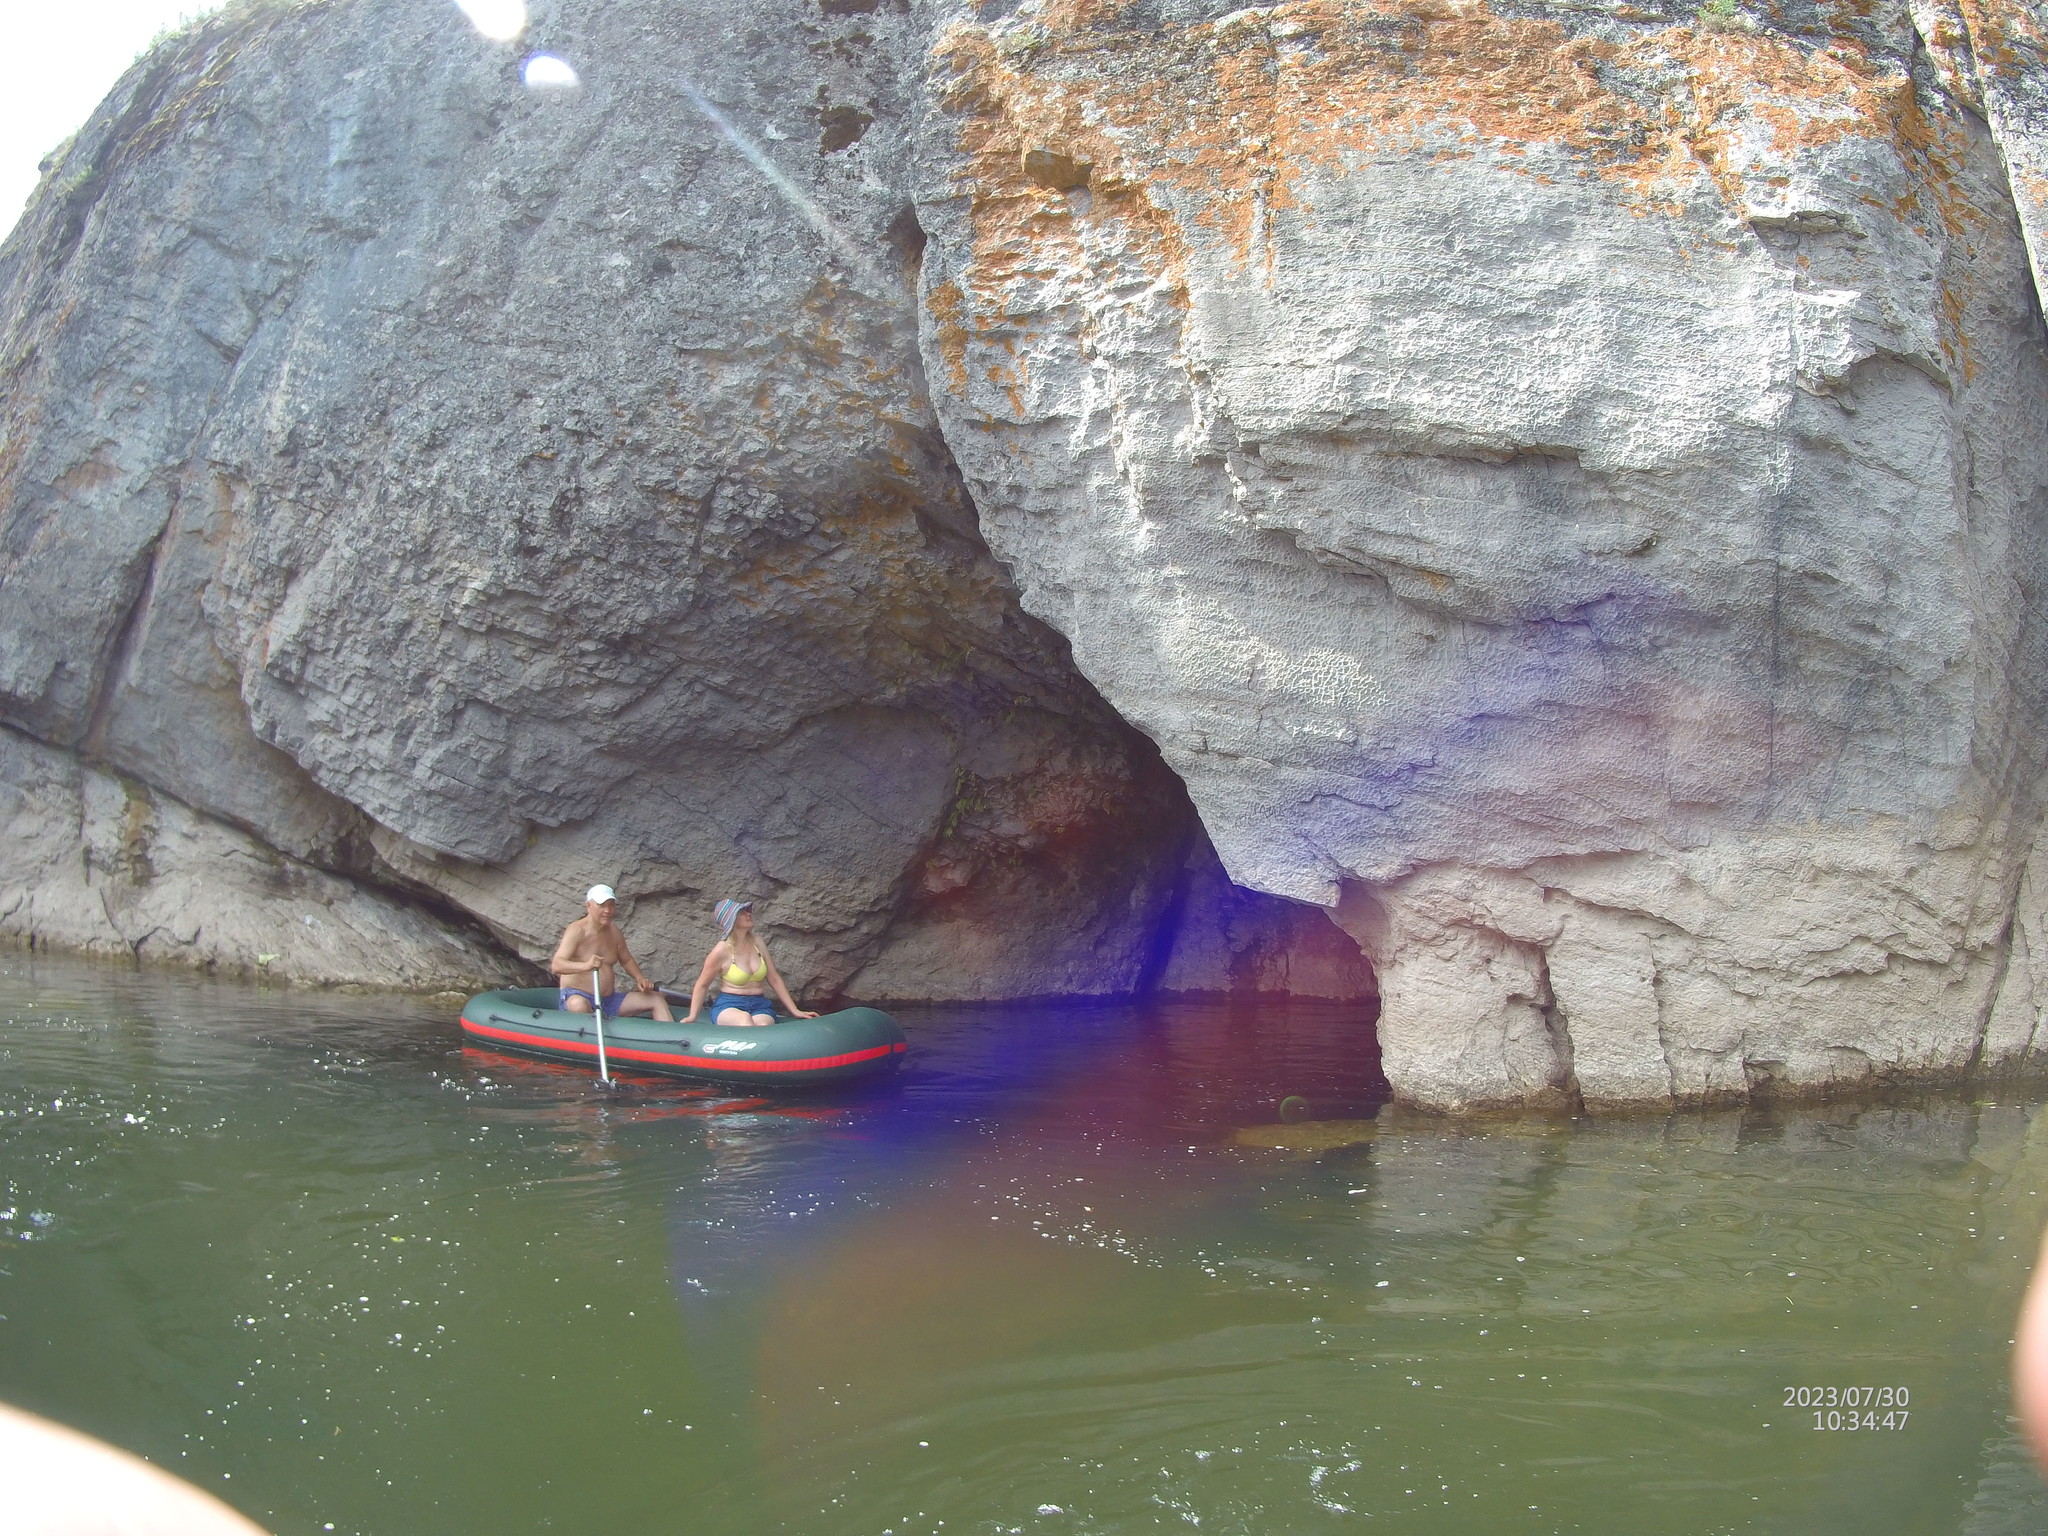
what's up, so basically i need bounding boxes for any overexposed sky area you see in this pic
[0,0,229,243]
[0,0,540,241]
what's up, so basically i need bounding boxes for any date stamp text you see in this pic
[1782,1386,1910,1430]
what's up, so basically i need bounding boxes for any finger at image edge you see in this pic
[0,1400,271,1535]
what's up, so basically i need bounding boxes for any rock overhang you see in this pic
[909,0,2048,1104]
[0,0,1378,1012]
[8,0,2048,1103]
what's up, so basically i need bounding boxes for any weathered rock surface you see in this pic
[914,0,2048,1105]
[0,0,1370,1003]
[17,0,2048,1107]
[0,724,506,987]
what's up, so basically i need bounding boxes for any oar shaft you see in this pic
[593,967,610,1083]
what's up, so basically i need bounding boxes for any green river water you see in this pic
[2,953,2047,1534]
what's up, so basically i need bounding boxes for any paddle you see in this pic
[592,966,611,1084]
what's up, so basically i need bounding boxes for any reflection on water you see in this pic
[0,954,2044,1534]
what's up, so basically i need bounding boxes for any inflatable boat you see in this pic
[458,988,908,1087]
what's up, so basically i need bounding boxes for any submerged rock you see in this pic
[1232,1120,1380,1154]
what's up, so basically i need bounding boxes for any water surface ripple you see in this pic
[0,956,2044,1534]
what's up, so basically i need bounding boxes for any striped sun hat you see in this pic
[713,898,753,936]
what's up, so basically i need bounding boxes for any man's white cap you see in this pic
[586,884,617,904]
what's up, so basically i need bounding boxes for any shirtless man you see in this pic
[549,884,674,1023]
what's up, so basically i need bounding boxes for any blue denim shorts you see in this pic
[711,992,777,1022]
[559,987,626,1019]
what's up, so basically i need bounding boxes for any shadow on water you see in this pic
[4,954,2048,1534]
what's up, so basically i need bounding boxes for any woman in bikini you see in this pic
[682,898,818,1028]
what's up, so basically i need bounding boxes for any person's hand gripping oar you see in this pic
[556,946,613,1085]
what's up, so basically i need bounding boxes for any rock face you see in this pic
[0,0,1371,1005]
[0,726,507,988]
[13,0,2048,1107]
[913,0,2048,1105]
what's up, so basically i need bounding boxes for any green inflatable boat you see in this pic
[458,988,908,1087]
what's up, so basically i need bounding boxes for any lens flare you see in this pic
[522,53,580,90]
[454,0,527,41]
[675,82,889,292]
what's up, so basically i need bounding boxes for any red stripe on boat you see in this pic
[461,1017,899,1073]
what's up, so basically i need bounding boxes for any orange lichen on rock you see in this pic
[931,0,1981,333]
[1951,0,2048,78]
[925,279,973,394]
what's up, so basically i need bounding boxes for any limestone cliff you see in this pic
[915,0,2048,1104]
[0,0,1371,1005]
[11,0,2048,1109]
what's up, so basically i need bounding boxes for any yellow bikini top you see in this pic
[723,946,767,986]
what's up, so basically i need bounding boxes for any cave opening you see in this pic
[836,242,1381,1060]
